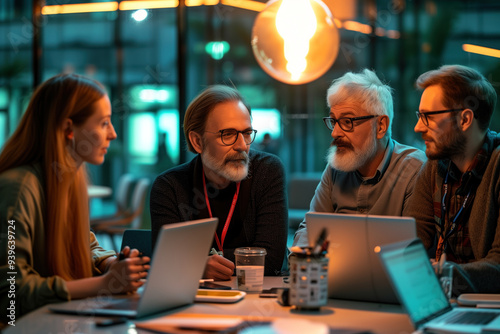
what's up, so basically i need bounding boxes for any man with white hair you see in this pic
[293,69,426,247]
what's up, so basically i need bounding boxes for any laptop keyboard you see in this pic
[445,311,499,325]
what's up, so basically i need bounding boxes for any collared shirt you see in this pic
[293,139,426,247]
[407,129,500,294]
[434,143,490,263]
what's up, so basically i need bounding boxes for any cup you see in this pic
[289,248,329,310]
[234,247,267,292]
[433,261,453,300]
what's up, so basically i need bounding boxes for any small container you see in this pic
[234,247,267,292]
[289,248,329,310]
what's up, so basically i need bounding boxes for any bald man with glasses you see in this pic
[150,85,287,280]
[407,64,500,295]
[293,69,426,247]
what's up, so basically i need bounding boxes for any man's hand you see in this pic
[203,254,235,280]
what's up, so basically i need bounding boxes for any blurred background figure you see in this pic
[257,132,280,156]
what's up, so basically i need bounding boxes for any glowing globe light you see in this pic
[251,0,339,85]
[276,0,317,81]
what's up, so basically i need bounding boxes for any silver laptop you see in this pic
[376,238,500,334]
[49,218,218,318]
[306,212,416,304]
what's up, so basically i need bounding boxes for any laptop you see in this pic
[306,212,416,304]
[49,218,218,318]
[376,238,500,334]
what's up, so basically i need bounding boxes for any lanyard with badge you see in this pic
[436,163,472,260]
[202,170,240,255]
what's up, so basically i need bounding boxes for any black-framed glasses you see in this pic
[205,129,258,146]
[415,109,463,127]
[322,115,378,132]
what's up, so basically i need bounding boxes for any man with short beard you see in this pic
[293,69,426,247]
[407,65,500,295]
[150,85,287,280]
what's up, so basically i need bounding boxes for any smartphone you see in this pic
[199,281,232,290]
[94,317,127,327]
[259,287,279,298]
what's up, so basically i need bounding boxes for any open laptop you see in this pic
[306,212,416,304]
[49,218,218,318]
[376,238,500,334]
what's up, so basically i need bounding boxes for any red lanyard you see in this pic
[202,170,240,252]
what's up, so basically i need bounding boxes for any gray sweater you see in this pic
[294,139,426,247]
[407,130,500,294]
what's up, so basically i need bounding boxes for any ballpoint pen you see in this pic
[313,228,327,255]
[210,247,223,256]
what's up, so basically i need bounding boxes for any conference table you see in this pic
[4,277,414,334]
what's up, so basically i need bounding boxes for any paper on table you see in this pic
[136,317,241,332]
[136,314,373,334]
[135,313,274,333]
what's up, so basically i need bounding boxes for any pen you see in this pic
[199,279,214,283]
[313,228,327,255]
[438,253,446,275]
[210,248,223,256]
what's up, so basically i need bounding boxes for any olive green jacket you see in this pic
[0,164,115,323]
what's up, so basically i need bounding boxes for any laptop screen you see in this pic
[377,239,452,327]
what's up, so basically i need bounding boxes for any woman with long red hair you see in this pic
[0,73,150,323]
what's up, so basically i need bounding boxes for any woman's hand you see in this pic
[66,247,150,299]
[103,247,151,294]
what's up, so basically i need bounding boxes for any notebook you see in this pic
[306,212,416,304]
[49,218,218,318]
[376,238,500,334]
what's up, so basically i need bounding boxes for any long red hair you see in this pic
[0,73,107,280]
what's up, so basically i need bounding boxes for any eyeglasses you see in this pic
[415,109,463,127]
[205,129,258,146]
[322,115,378,132]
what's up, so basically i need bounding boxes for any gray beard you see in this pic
[201,150,250,182]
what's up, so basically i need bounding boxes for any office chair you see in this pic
[287,173,322,229]
[90,173,135,222]
[91,177,151,251]
[120,229,152,258]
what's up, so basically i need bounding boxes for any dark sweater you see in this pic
[150,150,288,276]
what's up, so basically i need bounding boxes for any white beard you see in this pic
[326,134,377,172]
[201,149,250,182]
